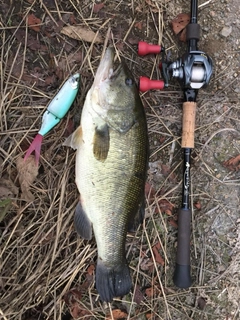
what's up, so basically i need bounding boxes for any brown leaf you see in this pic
[61,26,103,43]
[63,288,92,319]
[179,28,187,42]
[134,21,143,30]
[223,154,240,171]
[14,29,47,52]
[145,0,159,13]
[27,13,41,32]
[69,14,77,25]
[43,0,56,8]
[57,51,83,77]
[105,309,128,320]
[197,296,207,310]
[152,242,164,266]
[133,285,144,304]
[93,3,104,13]
[168,218,178,228]
[157,199,174,215]
[87,264,95,276]
[159,136,165,144]
[171,13,190,35]
[194,201,201,210]
[146,313,153,319]
[127,37,139,45]
[160,164,177,182]
[140,257,154,272]
[62,118,74,137]
[145,182,155,199]
[115,41,125,51]
[145,287,154,297]
[71,303,91,319]
[16,156,38,202]
[63,288,82,305]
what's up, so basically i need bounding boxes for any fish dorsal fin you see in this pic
[63,126,82,150]
[93,124,110,162]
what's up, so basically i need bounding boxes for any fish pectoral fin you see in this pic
[96,259,132,302]
[93,124,110,162]
[74,201,92,240]
[63,126,82,150]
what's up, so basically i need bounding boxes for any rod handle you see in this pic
[173,208,192,288]
[182,102,197,148]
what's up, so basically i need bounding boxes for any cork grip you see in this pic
[182,102,197,148]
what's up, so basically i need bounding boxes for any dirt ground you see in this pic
[0,0,239,319]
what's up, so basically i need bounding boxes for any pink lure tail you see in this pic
[24,134,43,164]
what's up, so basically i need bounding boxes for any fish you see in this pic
[64,47,148,302]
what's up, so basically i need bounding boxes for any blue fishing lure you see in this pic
[24,73,80,164]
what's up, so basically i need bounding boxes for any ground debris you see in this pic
[63,288,92,319]
[223,154,240,171]
[152,241,164,266]
[16,156,38,202]
[0,178,18,199]
[171,13,190,42]
[27,13,42,32]
[220,26,232,37]
[93,3,104,13]
[13,29,47,52]
[105,309,128,320]
[133,285,144,304]
[145,0,160,13]
[197,296,207,310]
[156,198,174,216]
[61,25,103,43]
[1,0,240,318]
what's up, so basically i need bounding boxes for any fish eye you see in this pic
[125,78,134,86]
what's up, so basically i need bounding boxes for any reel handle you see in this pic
[139,77,164,92]
[138,41,162,56]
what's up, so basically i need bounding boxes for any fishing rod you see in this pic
[138,0,213,288]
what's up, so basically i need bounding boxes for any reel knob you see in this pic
[138,41,162,56]
[139,77,165,92]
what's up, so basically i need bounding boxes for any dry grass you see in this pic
[0,1,240,320]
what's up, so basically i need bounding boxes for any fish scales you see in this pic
[77,108,147,265]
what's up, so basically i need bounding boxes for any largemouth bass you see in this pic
[65,47,148,302]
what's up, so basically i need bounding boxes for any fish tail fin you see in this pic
[24,134,43,164]
[96,258,132,302]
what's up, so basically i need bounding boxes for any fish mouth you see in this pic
[93,47,121,87]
